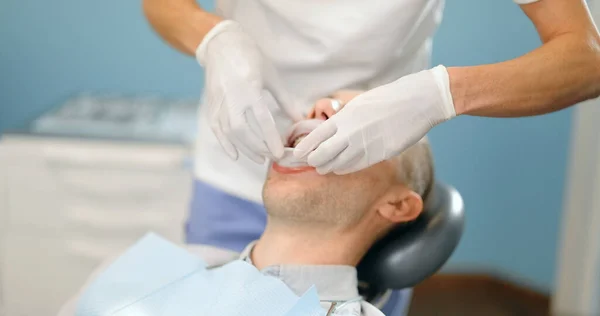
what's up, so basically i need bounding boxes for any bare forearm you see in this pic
[450,36,600,117]
[450,0,600,117]
[142,0,222,56]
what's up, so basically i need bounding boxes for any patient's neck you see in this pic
[251,218,373,270]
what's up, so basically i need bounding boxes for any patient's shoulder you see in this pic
[57,242,240,316]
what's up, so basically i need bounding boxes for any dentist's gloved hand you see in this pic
[294,65,456,175]
[196,20,301,164]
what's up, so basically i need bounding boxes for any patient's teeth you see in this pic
[286,119,324,148]
[292,135,306,148]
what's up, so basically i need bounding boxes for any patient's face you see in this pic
[263,152,398,226]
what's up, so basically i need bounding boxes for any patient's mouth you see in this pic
[272,119,324,173]
[285,119,324,148]
[272,161,314,174]
[272,147,314,173]
[289,134,307,148]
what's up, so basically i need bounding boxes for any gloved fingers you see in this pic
[306,136,348,168]
[315,148,362,175]
[332,155,369,175]
[210,108,239,160]
[293,120,338,159]
[212,126,239,160]
[231,137,266,164]
[245,107,277,161]
[250,92,285,159]
[206,89,239,160]
[228,112,271,162]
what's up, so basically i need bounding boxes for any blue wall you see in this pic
[0,0,572,291]
[430,2,572,291]
[0,0,206,131]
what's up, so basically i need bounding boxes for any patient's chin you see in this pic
[264,171,329,199]
[265,174,322,196]
[263,183,335,222]
[263,178,371,225]
[264,183,310,212]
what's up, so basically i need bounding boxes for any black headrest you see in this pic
[356,181,465,295]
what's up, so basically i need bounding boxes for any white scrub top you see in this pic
[194,0,540,203]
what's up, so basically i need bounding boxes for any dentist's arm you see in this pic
[451,0,600,117]
[295,0,600,175]
[142,0,221,56]
[143,0,299,163]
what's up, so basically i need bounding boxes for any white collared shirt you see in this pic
[58,242,384,316]
[239,243,381,316]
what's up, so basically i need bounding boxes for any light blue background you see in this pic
[0,0,572,291]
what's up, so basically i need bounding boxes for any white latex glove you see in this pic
[196,20,302,164]
[294,65,456,175]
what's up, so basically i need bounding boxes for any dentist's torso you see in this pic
[194,0,445,205]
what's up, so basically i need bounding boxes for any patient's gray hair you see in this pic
[390,137,434,200]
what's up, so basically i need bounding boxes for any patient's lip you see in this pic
[272,162,315,174]
[274,119,323,174]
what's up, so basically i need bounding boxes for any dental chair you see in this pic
[356,181,465,302]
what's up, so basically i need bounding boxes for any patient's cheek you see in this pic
[264,176,307,198]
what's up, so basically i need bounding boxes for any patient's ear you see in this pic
[377,188,423,223]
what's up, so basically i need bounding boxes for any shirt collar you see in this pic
[239,241,360,302]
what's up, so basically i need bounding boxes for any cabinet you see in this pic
[0,131,193,315]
